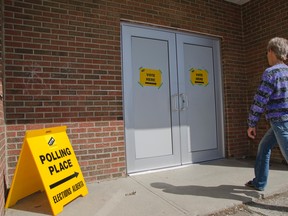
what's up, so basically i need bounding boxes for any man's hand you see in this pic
[247,127,256,139]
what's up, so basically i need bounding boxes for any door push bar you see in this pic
[180,93,189,111]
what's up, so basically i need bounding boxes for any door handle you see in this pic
[171,94,179,111]
[180,93,189,111]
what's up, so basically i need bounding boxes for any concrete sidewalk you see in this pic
[5,159,288,216]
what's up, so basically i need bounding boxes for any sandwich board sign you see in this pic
[5,126,88,215]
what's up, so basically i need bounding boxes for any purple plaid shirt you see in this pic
[248,63,288,127]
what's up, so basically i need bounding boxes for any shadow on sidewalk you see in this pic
[151,182,260,203]
[7,191,52,215]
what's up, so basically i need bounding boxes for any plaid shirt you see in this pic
[248,63,288,127]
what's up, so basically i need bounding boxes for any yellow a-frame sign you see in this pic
[5,126,88,215]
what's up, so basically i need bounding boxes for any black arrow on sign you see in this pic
[49,172,79,189]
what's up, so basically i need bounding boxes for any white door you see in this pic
[177,34,224,164]
[122,24,224,173]
[122,25,181,173]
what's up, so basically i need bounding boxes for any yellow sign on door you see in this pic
[139,68,163,88]
[5,126,88,216]
[190,68,209,86]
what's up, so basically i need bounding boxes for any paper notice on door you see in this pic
[190,68,209,86]
[138,68,163,88]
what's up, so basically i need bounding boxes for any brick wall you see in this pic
[0,0,6,215]
[4,0,248,186]
[4,0,126,184]
[242,0,288,162]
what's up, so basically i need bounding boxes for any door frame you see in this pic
[121,23,225,173]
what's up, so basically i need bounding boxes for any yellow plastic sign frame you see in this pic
[190,68,209,86]
[5,126,88,215]
[138,67,163,88]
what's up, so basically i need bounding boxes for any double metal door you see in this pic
[122,24,224,173]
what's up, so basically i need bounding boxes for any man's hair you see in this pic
[267,37,288,61]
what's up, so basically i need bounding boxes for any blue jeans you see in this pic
[252,121,288,190]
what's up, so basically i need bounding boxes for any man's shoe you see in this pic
[245,180,264,191]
